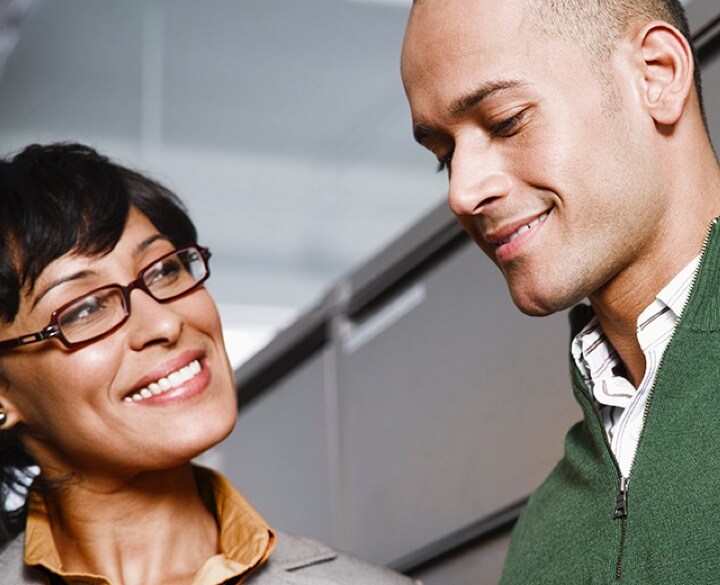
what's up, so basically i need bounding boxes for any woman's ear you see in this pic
[0,376,23,430]
[634,20,694,126]
[0,404,21,430]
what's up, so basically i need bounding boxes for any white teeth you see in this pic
[124,359,202,403]
[501,211,550,245]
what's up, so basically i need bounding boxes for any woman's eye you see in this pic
[62,296,107,325]
[146,258,182,285]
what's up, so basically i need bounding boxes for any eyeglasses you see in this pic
[0,245,211,352]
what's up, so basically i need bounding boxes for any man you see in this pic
[402,0,720,582]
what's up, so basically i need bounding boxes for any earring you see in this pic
[0,411,7,427]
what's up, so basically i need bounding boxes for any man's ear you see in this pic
[635,21,694,126]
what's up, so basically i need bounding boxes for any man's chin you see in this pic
[508,287,580,317]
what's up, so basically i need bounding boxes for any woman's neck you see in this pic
[44,464,219,585]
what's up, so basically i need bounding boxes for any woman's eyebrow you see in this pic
[134,234,170,257]
[30,235,173,309]
[32,270,96,310]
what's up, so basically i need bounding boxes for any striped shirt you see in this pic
[571,255,700,478]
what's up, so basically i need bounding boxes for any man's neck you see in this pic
[590,306,646,387]
[589,241,707,387]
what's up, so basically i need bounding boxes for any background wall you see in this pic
[1,0,718,583]
[0,0,447,365]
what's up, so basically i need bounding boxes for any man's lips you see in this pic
[484,210,551,247]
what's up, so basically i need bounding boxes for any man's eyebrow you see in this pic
[450,79,527,118]
[413,79,527,145]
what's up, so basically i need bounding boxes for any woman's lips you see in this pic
[124,359,203,403]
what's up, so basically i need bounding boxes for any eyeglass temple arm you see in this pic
[0,325,61,351]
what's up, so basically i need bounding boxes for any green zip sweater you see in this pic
[500,219,720,584]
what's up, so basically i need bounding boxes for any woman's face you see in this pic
[0,208,237,482]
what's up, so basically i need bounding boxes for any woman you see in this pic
[0,143,417,585]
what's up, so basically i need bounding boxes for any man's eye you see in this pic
[436,151,453,174]
[489,110,526,137]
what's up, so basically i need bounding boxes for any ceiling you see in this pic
[0,0,699,362]
[0,0,446,315]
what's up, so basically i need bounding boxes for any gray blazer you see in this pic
[0,531,420,585]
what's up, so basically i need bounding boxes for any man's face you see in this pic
[401,0,668,316]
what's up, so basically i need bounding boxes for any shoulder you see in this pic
[0,534,45,585]
[0,530,420,585]
[248,531,420,585]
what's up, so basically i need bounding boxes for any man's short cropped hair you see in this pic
[411,0,704,118]
[528,0,703,115]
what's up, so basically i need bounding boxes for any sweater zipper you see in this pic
[572,372,628,579]
[609,218,716,580]
[586,383,628,579]
[614,475,629,579]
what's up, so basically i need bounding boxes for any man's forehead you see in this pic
[401,0,607,131]
[402,0,538,91]
[407,0,528,21]
[404,0,531,55]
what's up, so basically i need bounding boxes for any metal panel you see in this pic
[697,21,720,147]
[408,531,512,585]
[336,241,580,565]
[218,351,337,546]
[686,0,720,37]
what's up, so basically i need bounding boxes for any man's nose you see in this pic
[447,146,512,218]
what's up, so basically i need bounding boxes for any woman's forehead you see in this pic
[23,211,169,306]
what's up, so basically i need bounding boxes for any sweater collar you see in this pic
[678,217,720,333]
[569,217,720,338]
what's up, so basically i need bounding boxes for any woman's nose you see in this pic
[126,289,183,350]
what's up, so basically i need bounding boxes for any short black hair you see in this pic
[0,142,198,322]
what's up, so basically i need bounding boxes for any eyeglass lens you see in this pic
[58,248,207,345]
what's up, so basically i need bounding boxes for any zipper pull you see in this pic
[614,476,629,520]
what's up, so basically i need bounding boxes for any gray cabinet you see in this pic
[336,243,575,566]
[217,351,338,546]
